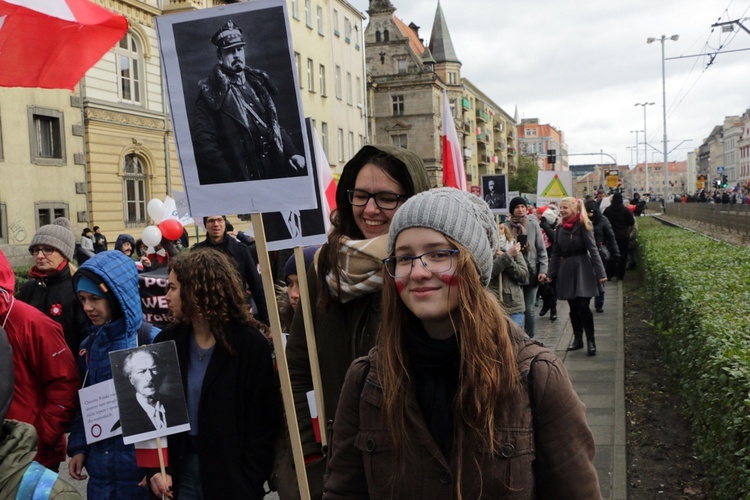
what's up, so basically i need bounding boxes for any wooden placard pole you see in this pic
[156,435,167,500]
[252,214,311,500]
[293,245,327,450]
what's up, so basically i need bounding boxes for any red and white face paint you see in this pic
[391,227,460,339]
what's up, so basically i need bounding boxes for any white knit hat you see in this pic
[387,188,498,285]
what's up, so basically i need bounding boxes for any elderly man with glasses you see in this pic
[16,218,89,354]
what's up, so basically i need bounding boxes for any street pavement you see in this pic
[61,283,626,499]
[536,281,626,500]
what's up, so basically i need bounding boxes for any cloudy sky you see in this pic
[348,0,750,168]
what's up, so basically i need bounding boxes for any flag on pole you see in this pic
[0,0,128,90]
[441,90,467,190]
[311,124,337,232]
[135,437,168,468]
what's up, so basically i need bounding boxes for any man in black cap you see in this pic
[191,20,306,185]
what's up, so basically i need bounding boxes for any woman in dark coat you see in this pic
[585,200,619,312]
[548,197,607,355]
[148,250,281,499]
[602,193,635,280]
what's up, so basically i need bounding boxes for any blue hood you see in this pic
[77,251,143,337]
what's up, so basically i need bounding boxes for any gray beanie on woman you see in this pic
[29,224,76,262]
[387,188,498,285]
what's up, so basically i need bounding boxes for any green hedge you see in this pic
[639,217,750,498]
[12,265,32,294]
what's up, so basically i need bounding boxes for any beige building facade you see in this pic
[0,88,88,266]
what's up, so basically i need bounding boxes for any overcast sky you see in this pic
[348,0,750,168]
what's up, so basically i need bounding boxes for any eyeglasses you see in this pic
[29,246,57,256]
[383,249,459,278]
[347,189,408,210]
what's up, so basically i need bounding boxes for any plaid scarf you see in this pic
[323,235,389,303]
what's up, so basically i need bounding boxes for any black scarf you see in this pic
[405,321,460,457]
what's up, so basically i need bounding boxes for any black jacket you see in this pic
[15,263,88,354]
[602,203,635,240]
[152,323,281,499]
[192,236,269,324]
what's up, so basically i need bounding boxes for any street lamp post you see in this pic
[635,102,655,193]
[648,34,679,200]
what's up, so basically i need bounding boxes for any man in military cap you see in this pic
[484,177,506,209]
[191,20,306,185]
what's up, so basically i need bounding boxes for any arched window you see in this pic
[383,29,389,42]
[115,33,143,104]
[123,153,147,224]
[375,30,381,43]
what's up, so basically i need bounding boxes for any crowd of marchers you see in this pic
[0,146,658,499]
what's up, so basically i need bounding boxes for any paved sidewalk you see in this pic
[536,281,626,500]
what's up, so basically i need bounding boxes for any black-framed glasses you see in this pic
[347,189,408,210]
[383,249,459,278]
[29,246,57,256]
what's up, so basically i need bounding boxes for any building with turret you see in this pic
[364,0,517,188]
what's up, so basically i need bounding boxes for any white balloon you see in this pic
[141,225,163,247]
[147,198,165,224]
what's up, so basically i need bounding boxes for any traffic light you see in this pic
[722,175,728,189]
[547,149,556,164]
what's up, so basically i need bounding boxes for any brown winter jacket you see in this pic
[324,325,601,499]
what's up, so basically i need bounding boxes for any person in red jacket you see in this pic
[0,249,79,472]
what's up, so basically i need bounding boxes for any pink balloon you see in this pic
[158,219,183,240]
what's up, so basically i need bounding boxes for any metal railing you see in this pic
[663,202,750,236]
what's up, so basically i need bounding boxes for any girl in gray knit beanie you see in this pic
[325,187,601,498]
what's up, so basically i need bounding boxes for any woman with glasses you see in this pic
[325,188,600,499]
[16,218,88,355]
[282,145,430,497]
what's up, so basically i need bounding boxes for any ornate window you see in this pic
[115,33,143,105]
[123,153,147,224]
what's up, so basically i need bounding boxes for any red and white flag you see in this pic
[311,125,337,232]
[0,0,128,90]
[306,390,321,444]
[135,437,168,468]
[441,90,467,190]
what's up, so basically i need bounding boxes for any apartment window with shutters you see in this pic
[321,122,329,157]
[294,52,302,89]
[291,0,299,19]
[317,6,324,35]
[344,17,351,43]
[28,107,65,166]
[305,0,312,28]
[335,65,342,100]
[337,128,344,162]
[356,76,362,107]
[319,64,326,96]
[333,9,339,36]
[346,72,353,105]
[391,134,407,149]
[348,131,354,158]
[307,58,314,92]
[123,153,148,225]
[392,95,404,116]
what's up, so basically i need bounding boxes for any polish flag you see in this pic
[135,437,168,468]
[441,90,467,190]
[306,390,321,443]
[310,124,337,232]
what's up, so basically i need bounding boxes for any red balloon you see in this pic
[158,219,183,240]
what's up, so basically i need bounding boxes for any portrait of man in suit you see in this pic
[116,349,189,438]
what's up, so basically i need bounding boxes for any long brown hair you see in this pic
[378,238,522,497]
[169,250,263,354]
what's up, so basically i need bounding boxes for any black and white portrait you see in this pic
[110,342,190,445]
[157,0,317,216]
[481,174,508,213]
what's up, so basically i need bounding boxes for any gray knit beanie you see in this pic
[29,224,75,262]
[387,188,498,285]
